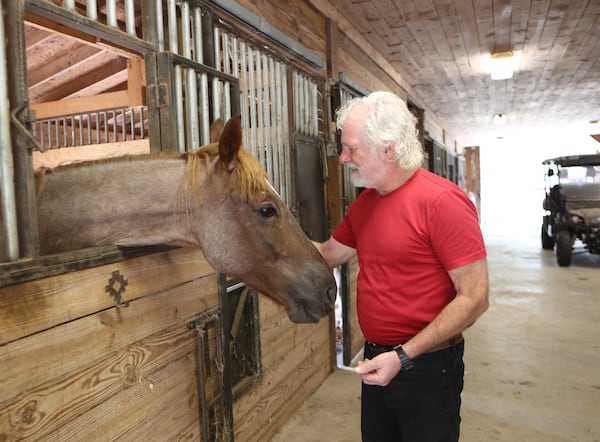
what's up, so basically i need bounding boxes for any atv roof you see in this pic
[542,154,600,167]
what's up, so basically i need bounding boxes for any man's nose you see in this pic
[339,147,350,163]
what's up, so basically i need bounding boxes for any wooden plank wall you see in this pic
[0,248,218,440]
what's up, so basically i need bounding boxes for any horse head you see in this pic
[186,116,337,323]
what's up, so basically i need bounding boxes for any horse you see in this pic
[1,116,336,323]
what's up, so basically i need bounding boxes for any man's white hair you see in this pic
[336,91,424,171]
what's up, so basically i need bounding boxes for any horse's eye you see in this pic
[259,205,277,218]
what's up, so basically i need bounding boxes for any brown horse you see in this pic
[3,116,336,323]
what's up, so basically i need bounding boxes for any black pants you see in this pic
[361,340,465,442]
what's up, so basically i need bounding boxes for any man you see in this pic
[313,91,489,442]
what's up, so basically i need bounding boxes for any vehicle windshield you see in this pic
[558,165,600,185]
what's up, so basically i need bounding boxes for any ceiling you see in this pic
[24,0,600,147]
[328,0,600,147]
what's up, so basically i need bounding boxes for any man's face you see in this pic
[338,112,387,189]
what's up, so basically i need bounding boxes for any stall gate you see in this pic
[1,1,330,441]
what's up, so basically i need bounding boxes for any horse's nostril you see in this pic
[326,285,337,305]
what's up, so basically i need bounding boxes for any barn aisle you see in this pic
[272,227,600,441]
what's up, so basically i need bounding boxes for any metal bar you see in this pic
[261,54,272,182]
[0,0,19,259]
[212,27,222,120]
[87,113,92,145]
[53,119,56,148]
[239,39,250,147]
[6,0,39,258]
[193,7,210,144]
[182,1,199,149]
[86,0,97,20]
[125,0,136,36]
[120,110,126,141]
[255,50,264,167]
[155,0,165,51]
[95,113,100,144]
[246,45,257,157]
[174,66,185,151]
[129,109,135,139]
[106,0,117,28]
[78,116,83,146]
[282,67,292,205]
[167,0,178,53]
[222,32,231,121]
[139,107,145,139]
[270,57,281,192]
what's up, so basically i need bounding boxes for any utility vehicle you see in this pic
[541,154,600,266]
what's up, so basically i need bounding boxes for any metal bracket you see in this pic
[11,103,45,152]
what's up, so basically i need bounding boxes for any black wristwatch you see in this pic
[393,344,414,371]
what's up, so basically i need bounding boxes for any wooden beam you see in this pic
[30,90,130,119]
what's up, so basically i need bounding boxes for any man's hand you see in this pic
[355,351,402,386]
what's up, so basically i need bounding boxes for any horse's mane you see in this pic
[178,143,270,209]
[35,146,269,207]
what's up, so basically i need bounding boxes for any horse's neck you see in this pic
[37,157,207,253]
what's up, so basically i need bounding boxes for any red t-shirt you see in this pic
[333,168,486,345]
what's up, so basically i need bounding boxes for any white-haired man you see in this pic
[313,91,489,442]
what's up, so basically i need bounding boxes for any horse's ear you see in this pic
[210,118,224,143]
[218,115,242,171]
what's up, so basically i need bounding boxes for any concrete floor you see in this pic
[272,227,600,441]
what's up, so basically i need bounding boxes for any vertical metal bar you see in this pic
[167,0,184,151]
[106,0,117,28]
[212,28,222,121]
[174,66,185,151]
[87,113,92,145]
[156,0,165,52]
[6,0,39,258]
[312,82,318,136]
[181,1,199,149]
[293,72,299,134]
[0,0,19,259]
[255,51,264,167]
[239,39,249,147]
[78,116,83,146]
[139,107,145,139]
[194,9,209,144]
[282,67,291,205]
[167,0,178,53]
[270,58,280,192]
[125,0,136,36]
[129,108,135,140]
[222,32,231,121]
[95,113,100,144]
[63,117,69,147]
[303,76,309,135]
[247,46,258,158]
[261,54,272,182]
[53,119,58,149]
[86,0,98,20]
[121,109,126,141]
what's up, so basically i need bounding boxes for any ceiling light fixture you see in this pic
[493,114,508,125]
[490,51,515,80]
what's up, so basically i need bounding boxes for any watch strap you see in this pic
[393,344,414,371]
